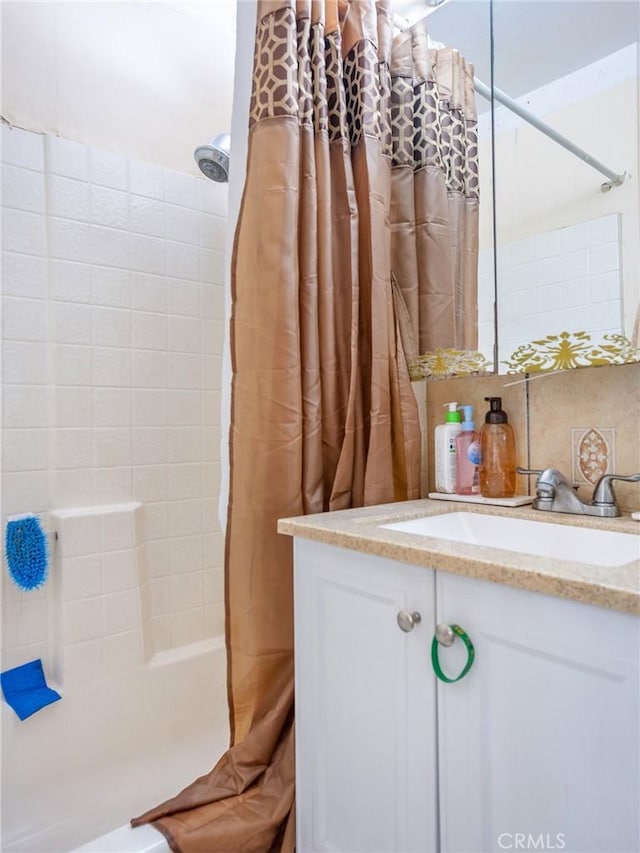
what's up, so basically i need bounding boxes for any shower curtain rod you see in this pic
[472,78,627,193]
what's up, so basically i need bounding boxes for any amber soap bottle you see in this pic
[479,396,516,498]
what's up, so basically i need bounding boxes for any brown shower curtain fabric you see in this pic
[132,2,477,851]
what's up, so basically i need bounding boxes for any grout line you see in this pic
[501,369,570,388]
[42,132,64,682]
[525,373,532,484]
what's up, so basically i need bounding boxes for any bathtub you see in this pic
[74,822,169,852]
[2,637,229,852]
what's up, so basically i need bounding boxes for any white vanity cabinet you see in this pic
[293,538,640,853]
[436,571,640,853]
[293,539,438,853]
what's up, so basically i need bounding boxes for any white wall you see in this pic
[0,1,236,175]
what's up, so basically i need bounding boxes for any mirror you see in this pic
[406,0,639,375]
[401,0,497,376]
[490,0,639,372]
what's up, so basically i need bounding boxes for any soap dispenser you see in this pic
[455,405,480,495]
[479,397,516,498]
[435,402,462,494]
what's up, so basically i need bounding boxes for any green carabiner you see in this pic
[431,624,475,684]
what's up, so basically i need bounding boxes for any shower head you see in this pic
[194,133,231,183]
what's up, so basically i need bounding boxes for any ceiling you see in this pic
[415,0,639,97]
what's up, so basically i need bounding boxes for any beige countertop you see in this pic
[278,499,640,615]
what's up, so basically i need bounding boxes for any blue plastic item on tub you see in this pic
[0,659,61,720]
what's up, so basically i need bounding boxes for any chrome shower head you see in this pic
[194,133,231,183]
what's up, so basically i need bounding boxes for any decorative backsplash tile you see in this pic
[571,428,615,486]
[526,364,639,512]
[427,363,640,513]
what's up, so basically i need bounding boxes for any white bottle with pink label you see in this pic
[455,405,480,495]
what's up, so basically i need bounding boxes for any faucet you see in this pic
[517,467,640,518]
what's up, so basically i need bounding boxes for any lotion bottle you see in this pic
[455,405,480,495]
[479,396,516,498]
[435,402,462,494]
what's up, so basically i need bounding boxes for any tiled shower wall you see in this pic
[1,124,227,671]
[477,214,623,364]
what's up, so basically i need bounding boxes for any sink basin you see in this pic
[381,511,639,568]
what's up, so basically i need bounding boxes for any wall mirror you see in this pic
[490,0,639,373]
[403,0,639,376]
[394,0,496,378]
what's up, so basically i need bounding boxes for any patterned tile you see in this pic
[571,428,615,485]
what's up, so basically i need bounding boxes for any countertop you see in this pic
[278,499,640,615]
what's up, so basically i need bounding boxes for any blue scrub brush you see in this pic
[5,514,49,591]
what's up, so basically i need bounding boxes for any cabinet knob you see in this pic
[397,610,422,632]
[435,623,456,647]
[432,624,475,683]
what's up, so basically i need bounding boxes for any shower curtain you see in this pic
[132,2,477,850]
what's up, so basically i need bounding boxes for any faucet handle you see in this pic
[517,467,574,487]
[592,473,640,507]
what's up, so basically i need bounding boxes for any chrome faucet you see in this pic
[517,467,640,518]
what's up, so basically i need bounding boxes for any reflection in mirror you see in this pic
[395,0,639,376]
[488,0,639,372]
[394,0,496,377]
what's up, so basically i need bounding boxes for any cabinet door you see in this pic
[294,539,437,853]
[436,572,640,853]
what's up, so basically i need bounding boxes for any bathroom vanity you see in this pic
[278,501,640,853]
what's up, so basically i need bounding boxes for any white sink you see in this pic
[381,511,639,568]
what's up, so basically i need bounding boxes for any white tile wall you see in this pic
[89,148,128,191]
[1,125,228,674]
[478,214,624,365]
